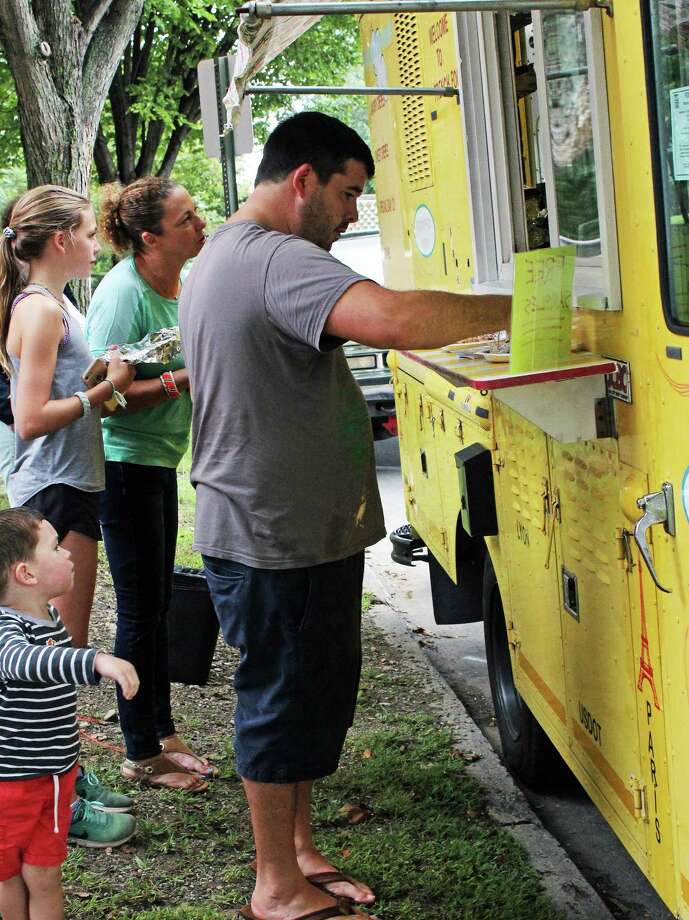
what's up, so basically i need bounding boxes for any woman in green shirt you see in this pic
[86,178,214,791]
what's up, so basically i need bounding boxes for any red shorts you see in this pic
[0,766,78,880]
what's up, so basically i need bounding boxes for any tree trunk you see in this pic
[109,68,139,183]
[0,1,145,307]
[94,125,118,185]
[157,124,194,179]
[0,1,145,194]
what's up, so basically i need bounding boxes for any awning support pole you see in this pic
[214,56,239,217]
[238,0,613,18]
[246,85,458,96]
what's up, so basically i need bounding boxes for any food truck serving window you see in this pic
[646,0,689,332]
[457,9,620,310]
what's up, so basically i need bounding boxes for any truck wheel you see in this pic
[483,556,563,789]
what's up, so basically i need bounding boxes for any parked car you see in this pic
[343,341,396,440]
[333,227,396,439]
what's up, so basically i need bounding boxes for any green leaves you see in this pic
[250,16,369,145]
[0,51,22,171]
[0,2,368,190]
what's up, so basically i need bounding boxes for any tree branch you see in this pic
[0,0,41,59]
[89,5,239,184]
[132,18,155,85]
[157,123,192,178]
[109,70,137,182]
[83,0,144,117]
[135,119,164,177]
[93,124,118,184]
[81,0,113,48]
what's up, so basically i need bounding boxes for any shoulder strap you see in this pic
[10,291,33,314]
[11,285,70,343]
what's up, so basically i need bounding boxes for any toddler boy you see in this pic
[0,507,139,920]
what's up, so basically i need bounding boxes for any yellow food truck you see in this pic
[231,1,689,915]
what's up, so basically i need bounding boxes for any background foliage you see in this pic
[0,6,367,214]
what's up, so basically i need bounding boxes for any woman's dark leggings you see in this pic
[99,461,178,760]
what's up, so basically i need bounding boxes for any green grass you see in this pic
[64,700,565,919]
[66,608,566,919]
[175,445,203,570]
[4,444,565,919]
[315,713,563,919]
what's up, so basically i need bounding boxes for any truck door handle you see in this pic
[634,483,675,594]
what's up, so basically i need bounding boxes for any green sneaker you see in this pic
[74,770,135,813]
[68,800,136,849]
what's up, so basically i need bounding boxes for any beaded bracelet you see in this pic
[160,370,180,399]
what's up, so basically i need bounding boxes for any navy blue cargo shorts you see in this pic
[202,551,365,784]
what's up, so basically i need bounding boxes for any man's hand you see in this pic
[94,651,140,699]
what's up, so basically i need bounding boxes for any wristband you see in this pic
[160,371,180,399]
[75,391,91,417]
[104,376,127,409]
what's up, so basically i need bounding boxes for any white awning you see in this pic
[226,1,335,126]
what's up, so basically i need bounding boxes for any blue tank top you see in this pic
[8,286,105,505]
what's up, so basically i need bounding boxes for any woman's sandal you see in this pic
[121,753,209,792]
[159,734,219,779]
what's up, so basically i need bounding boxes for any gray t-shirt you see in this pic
[179,220,385,569]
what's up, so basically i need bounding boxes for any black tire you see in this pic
[483,555,563,789]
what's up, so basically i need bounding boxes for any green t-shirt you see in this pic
[85,256,191,469]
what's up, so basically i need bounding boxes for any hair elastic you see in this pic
[2,227,16,240]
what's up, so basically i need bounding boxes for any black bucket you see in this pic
[167,566,219,686]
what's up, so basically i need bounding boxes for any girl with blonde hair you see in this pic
[0,186,135,640]
[0,185,137,847]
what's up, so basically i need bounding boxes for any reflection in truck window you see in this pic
[541,12,600,259]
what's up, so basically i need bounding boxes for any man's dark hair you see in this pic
[0,508,43,597]
[255,112,375,185]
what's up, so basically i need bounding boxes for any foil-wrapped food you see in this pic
[102,326,181,366]
[82,327,182,393]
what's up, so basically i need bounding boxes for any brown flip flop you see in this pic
[239,905,368,920]
[249,860,374,907]
[307,872,373,904]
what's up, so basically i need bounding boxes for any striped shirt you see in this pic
[0,605,99,779]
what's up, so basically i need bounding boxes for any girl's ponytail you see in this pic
[0,186,90,375]
[0,199,25,375]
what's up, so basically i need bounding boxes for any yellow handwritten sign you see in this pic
[509,246,575,374]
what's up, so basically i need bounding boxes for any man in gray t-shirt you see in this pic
[181,219,384,569]
[180,112,510,920]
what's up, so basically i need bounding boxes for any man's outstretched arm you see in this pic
[324,280,511,350]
